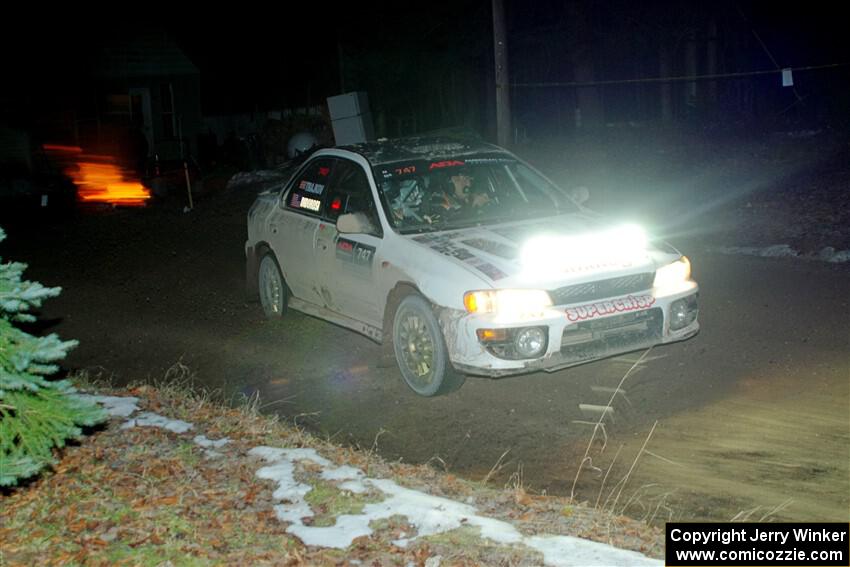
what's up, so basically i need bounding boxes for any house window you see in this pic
[161,83,175,139]
[106,94,131,117]
[130,94,144,128]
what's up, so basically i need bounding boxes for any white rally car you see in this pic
[246,136,699,396]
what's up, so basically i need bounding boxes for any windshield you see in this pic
[373,155,578,234]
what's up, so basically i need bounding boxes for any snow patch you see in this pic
[249,445,661,565]
[323,464,368,494]
[817,247,850,263]
[121,412,193,434]
[713,244,850,263]
[339,480,368,494]
[75,394,140,417]
[321,464,364,482]
[527,535,660,567]
[715,244,798,258]
[194,435,231,449]
[227,170,286,190]
[194,435,231,458]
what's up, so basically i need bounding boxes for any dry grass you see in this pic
[564,348,688,531]
[1,364,665,564]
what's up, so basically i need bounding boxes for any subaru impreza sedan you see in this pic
[245,135,699,396]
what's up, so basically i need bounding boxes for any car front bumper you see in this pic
[440,282,699,377]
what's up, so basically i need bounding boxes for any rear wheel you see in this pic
[392,295,464,396]
[258,253,287,318]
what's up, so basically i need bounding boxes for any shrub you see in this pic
[0,226,105,486]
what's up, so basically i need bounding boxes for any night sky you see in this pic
[2,2,849,123]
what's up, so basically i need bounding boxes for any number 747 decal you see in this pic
[335,238,375,267]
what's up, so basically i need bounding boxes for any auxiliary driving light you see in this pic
[515,327,548,358]
[476,326,549,359]
[669,295,698,331]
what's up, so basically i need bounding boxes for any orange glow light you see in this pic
[44,144,151,207]
[42,144,83,154]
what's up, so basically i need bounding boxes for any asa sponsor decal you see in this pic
[429,160,465,170]
[565,294,655,322]
[336,238,375,268]
[464,157,515,165]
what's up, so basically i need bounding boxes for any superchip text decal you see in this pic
[565,295,655,322]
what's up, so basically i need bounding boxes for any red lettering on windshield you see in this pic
[429,160,465,170]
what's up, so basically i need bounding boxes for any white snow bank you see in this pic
[322,465,368,494]
[82,396,658,564]
[122,412,193,434]
[75,394,140,417]
[713,244,850,263]
[816,246,850,263]
[249,446,660,566]
[227,170,286,189]
[715,244,798,258]
[527,535,659,567]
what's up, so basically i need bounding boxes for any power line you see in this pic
[511,62,850,89]
[735,4,805,104]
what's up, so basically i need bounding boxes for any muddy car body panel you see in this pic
[246,135,699,378]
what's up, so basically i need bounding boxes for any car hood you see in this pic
[403,214,676,289]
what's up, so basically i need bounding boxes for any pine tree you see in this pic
[0,226,106,486]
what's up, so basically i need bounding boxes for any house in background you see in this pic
[79,30,202,165]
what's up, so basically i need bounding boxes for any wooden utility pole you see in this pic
[492,0,511,146]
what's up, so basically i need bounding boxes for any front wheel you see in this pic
[392,295,465,396]
[258,253,288,319]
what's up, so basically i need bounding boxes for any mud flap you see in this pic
[245,245,259,301]
[377,340,396,368]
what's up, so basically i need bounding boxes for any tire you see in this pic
[392,295,465,396]
[258,253,288,319]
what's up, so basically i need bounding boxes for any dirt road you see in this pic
[4,185,847,524]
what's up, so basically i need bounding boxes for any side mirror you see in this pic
[337,212,375,234]
[570,186,590,205]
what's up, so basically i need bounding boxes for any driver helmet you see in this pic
[287,132,318,158]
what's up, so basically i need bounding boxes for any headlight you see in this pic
[463,289,552,318]
[653,256,691,289]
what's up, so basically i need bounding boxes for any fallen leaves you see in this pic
[0,391,302,564]
[0,384,665,565]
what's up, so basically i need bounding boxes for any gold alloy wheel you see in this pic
[259,256,283,316]
[397,308,435,384]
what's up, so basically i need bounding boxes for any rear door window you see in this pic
[324,159,383,236]
[284,159,334,216]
